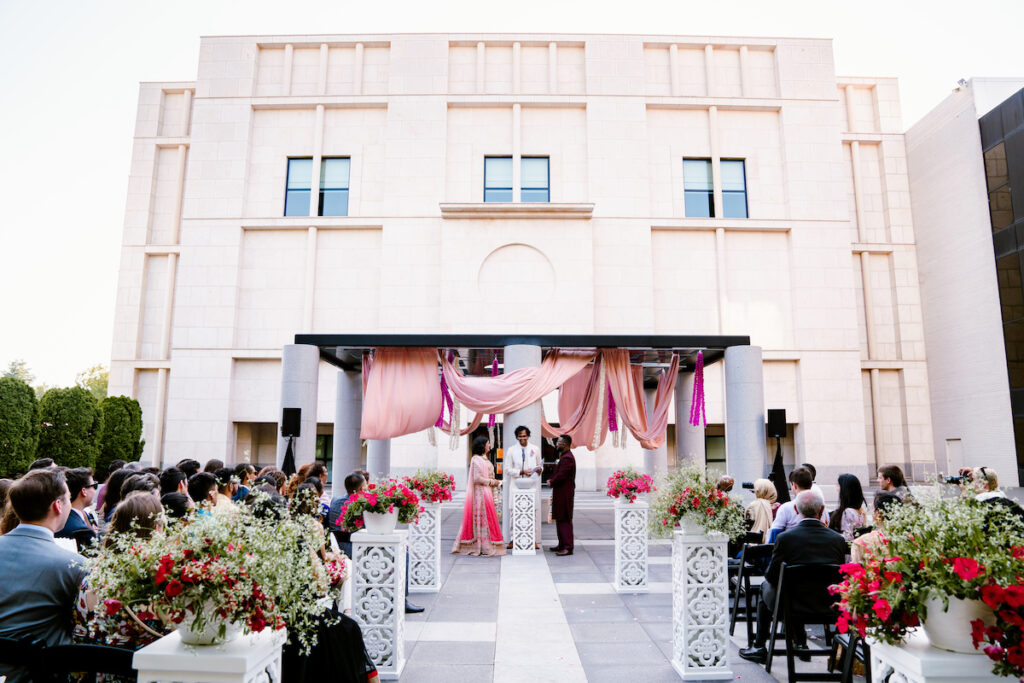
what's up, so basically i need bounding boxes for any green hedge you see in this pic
[37,386,103,469]
[97,395,144,473]
[0,377,40,477]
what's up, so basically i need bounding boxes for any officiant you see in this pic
[505,425,543,549]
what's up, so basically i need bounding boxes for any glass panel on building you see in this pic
[319,157,350,216]
[985,143,1008,192]
[285,158,312,216]
[683,158,714,217]
[521,156,550,202]
[721,159,748,218]
[484,156,513,202]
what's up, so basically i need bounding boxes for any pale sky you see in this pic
[1,0,1022,387]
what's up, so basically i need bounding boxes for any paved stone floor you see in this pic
[397,492,856,682]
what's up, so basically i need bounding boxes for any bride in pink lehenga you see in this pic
[452,436,507,557]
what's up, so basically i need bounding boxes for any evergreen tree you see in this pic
[0,377,40,477]
[97,395,144,473]
[37,386,102,469]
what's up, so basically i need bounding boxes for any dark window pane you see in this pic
[319,189,349,216]
[1005,319,1024,389]
[1005,130,1024,221]
[984,143,1008,192]
[484,188,513,202]
[521,188,549,202]
[1002,92,1024,138]
[684,190,714,218]
[991,188,1015,231]
[998,253,1024,323]
[285,189,310,216]
[723,191,748,218]
[981,109,1004,151]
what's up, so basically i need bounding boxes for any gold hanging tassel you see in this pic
[449,398,461,450]
[427,425,437,447]
[591,358,606,451]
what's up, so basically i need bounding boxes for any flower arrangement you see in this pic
[403,469,457,504]
[85,496,341,653]
[830,485,1024,677]
[605,468,654,503]
[337,478,423,532]
[648,466,747,539]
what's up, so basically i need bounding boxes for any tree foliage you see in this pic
[0,377,40,477]
[97,395,144,473]
[2,359,35,385]
[37,386,103,469]
[76,364,108,401]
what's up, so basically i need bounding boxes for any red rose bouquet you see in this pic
[649,466,747,539]
[605,469,655,503]
[403,469,457,504]
[337,478,423,531]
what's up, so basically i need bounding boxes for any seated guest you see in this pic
[94,459,126,513]
[161,491,195,519]
[717,475,735,493]
[769,468,827,538]
[56,467,100,551]
[0,478,12,512]
[176,458,201,479]
[203,458,225,473]
[100,468,136,524]
[801,462,827,502]
[329,471,367,559]
[159,467,188,497]
[120,473,161,499]
[212,468,239,514]
[969,467,1024,521]
[877,464,913,502]
[739,490,848,664]
[187,472,219,512]
[745,478,778,544]
[304,475,330,520]
[828,473,869,542]
[308,462,331,507]
[852,492,903,563]
[29,457,56,470]
[233,463,256,502]
[0,469,88,683]
[254,474,280,492]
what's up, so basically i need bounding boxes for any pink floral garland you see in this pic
[689,350,706,427]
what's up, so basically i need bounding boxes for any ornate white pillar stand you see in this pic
[867,631,1004,683]
[408,502,440,593]
[671,526,732,681]
[511,484,536,555]
[352,529,407,680]
[614,499,649,592]
[133,629,285,683]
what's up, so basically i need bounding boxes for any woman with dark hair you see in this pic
[829,473,869,542]
[852,492,903,563]
[452,436,505,557]
[101,468,137,524]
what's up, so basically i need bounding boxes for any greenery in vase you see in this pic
[605,468,655,503]
[337,478,423,531]
[84,495,344,653]
[648,465,746,540]
[403,469,457,504]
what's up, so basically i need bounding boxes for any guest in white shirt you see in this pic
[801,462,827,504]
[505,425,543,549]
[770,467,828,538]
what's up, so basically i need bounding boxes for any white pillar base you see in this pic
[511,486,537,555]
[133,629,285,683]
[614,499,649,592]
[408,502,441,593]
[671,527,732,681]
[352,529,407,680]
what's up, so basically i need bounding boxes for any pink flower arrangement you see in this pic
[403,470,457,504]
[337,479,423,531]
[605,469,654,503]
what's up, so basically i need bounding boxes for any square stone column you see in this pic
[277,344,320,471]
[332,367,362,498]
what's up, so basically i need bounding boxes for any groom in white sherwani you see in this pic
[505,425,543,549]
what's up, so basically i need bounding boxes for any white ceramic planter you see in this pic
[363,509,399,535]
[923,596,994,654]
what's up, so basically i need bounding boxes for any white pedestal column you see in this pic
[133,629,285,683]
[408,502,440,593]
[643,387,669,476]
[675,371,706,469]
[277,344,320,471]
[614,499,649,592]
[501,344,542,542]
[332,367,362,498]
[352,529,407,680]
[366,439,391,481]
[672,526,732,681]
[511,485,537,555]
[724,346,766,495]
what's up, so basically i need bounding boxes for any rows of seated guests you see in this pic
[0,458,381,683]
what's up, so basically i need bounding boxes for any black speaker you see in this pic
[281,408,302,438]
[767,409,786,438]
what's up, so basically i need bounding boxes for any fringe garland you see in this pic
[591,358,607,450]
[689,350,706,427]
[449,398,461,450]
[608,384,618,447]
[487,355,499,429]
[427,426,437,447]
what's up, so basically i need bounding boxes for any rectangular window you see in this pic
[683,159,714,217]
[284,158,312,216]
[721,159,748,218]
[521,156,550,202]
[484,157,513,202]
[319,157,351,217]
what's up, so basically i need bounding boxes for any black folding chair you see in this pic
[829,631,872,683]
[729,542,773,645]
[764,563,843,681]
[41,643,137,681]
[0,636,42,679]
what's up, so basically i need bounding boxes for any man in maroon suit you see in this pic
[549,434,576,556]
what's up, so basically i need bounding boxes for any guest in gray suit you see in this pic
[0,468,88,683]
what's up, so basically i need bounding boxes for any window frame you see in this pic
[520,156,551,203]
[318,156,351,217]
[683,158,715,218]
[484,156,514,203]
[720,158,749,219]
[284,157,313,217]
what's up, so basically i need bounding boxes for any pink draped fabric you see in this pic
[604,349,679,450]
[360,347,442,440]
[452,455,505,554]
[540,357,608,449]
[440,348,596,415]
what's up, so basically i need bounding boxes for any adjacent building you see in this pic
[110,33,938,488]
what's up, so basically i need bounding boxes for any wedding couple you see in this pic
[451,427,576,556]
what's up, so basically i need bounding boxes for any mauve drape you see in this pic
[440,348,596,415]
[539,357,609,450]
[604,349,679,450]
[360,347,442,440]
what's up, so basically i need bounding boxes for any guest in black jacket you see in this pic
[56,467,99,551]
[739,489,848,664]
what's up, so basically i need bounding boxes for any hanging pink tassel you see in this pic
[689,351,706,427]
[487,355,499,428]
[607,384,618,432]
[437,350,456,428]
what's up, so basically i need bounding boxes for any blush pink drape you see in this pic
[540,356,609,449]
[440,348,596,415]
[604,349,679,450]
[360,347,442,440]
